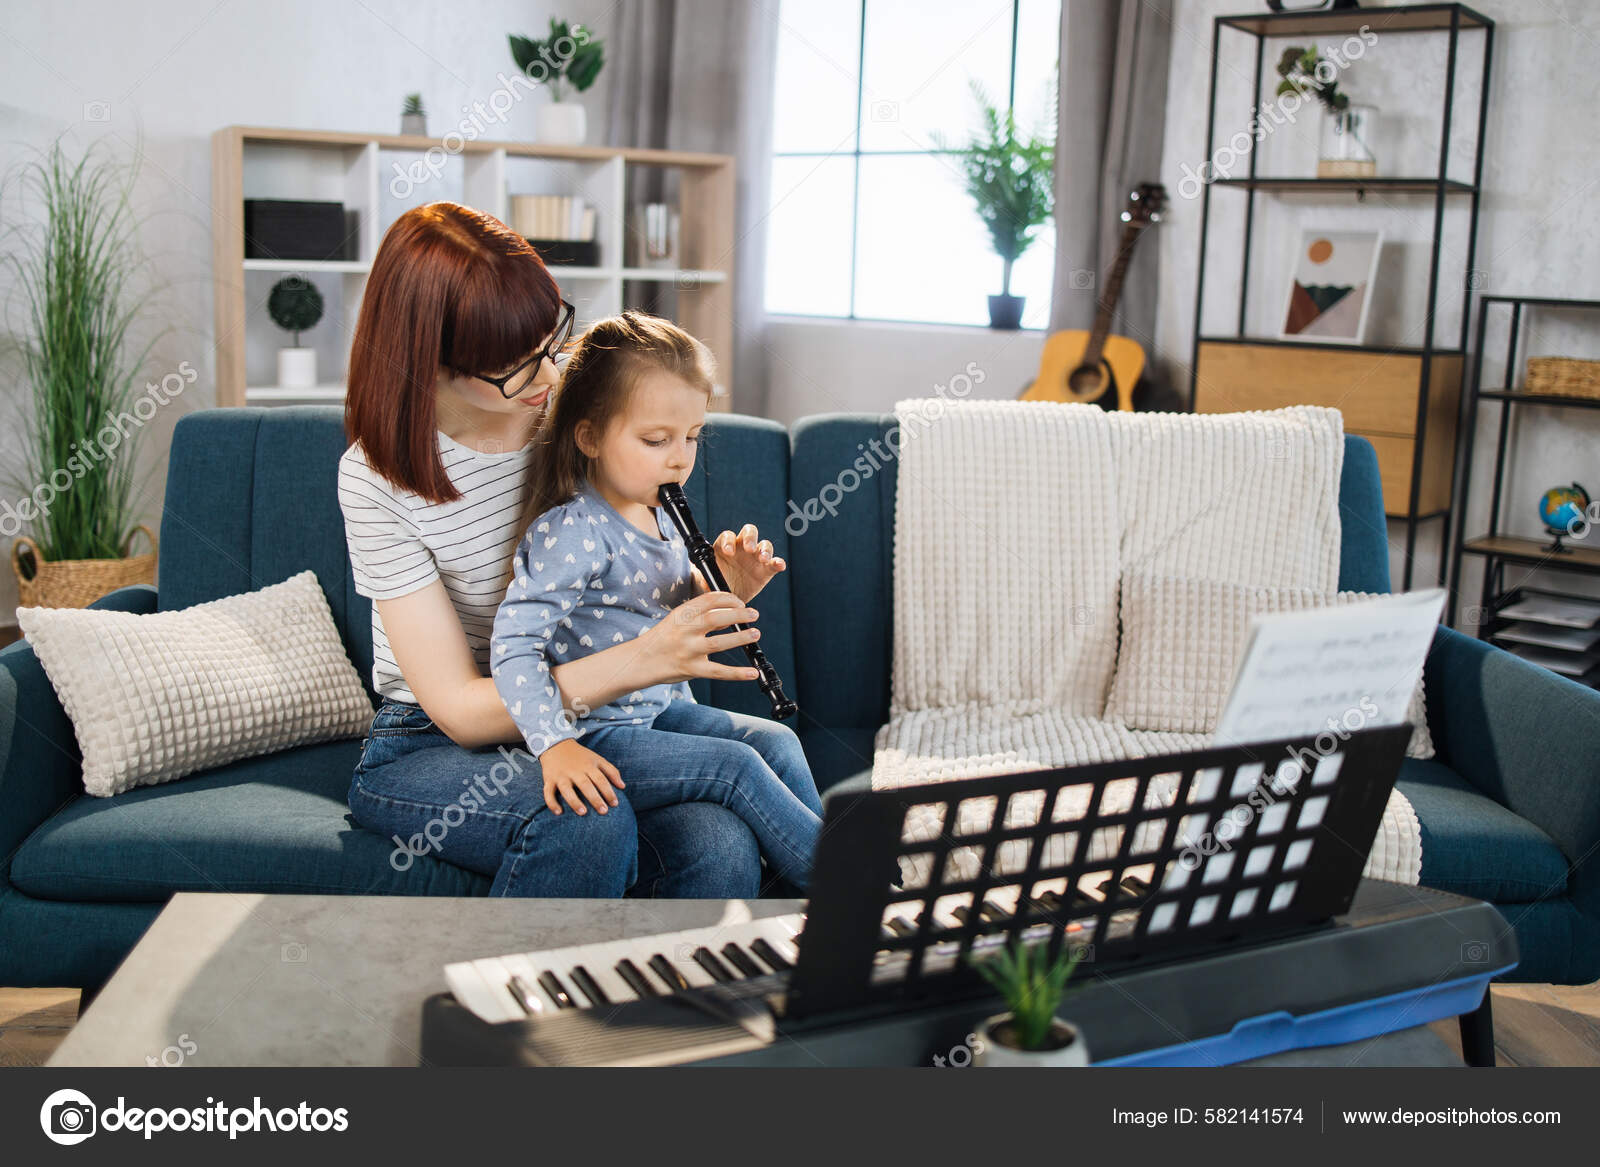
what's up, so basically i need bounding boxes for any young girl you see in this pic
[489,311,824,891]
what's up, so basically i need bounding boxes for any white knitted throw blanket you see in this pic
[871,399,1421,886]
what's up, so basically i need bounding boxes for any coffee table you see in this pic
[47,892,1462,1067]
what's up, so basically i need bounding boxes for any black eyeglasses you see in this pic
[473,300,575,399]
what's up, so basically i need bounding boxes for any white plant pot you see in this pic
[973,1014,1089,1067]
[277,347,317,389]
[536,101,587,146]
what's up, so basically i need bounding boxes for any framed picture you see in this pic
[1280,228,1383,345]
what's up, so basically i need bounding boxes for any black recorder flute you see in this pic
[658,482,798,720]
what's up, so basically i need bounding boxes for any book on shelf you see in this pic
[509,194,596,242]
[1493,620,1600,653]
[1497,593,1600,629]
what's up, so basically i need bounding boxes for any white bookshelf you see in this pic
[211,127,736,409]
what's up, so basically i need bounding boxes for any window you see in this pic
[766,0,1060,329]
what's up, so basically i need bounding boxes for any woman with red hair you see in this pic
[338,202,767,897]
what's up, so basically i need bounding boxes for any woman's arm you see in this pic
[377,583,522,749]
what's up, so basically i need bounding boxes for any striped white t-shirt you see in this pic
[337,431,532,704]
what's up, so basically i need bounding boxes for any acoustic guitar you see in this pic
[1021,183,1167,411]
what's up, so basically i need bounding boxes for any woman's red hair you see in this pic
[344,202,563,503]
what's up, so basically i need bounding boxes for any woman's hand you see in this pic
[711,524,786,603]
[639,590,764,685]
[539,738,625,815]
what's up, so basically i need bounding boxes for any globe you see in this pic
[1540,483,1591,536]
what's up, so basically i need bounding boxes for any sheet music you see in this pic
[1213,589,1446,746]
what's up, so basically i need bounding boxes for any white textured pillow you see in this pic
[1105,573,1434,758]
[17,570,374,796]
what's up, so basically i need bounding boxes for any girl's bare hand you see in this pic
[713,524,786,603]
[538,738,624,815]
[640,589,764,685]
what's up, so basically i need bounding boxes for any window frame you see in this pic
[767,0,1052,330]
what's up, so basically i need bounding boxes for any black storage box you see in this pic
[526,238,601,268]
[243,199,359,262]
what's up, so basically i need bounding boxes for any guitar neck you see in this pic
[1081,223,1147,366]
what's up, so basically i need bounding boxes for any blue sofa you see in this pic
[3,407,1598,996]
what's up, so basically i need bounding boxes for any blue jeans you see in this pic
[582,699,824,892]
[348,700,764,898]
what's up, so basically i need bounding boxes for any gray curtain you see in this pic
[1049,0,1172,364]
[605,0,779,417]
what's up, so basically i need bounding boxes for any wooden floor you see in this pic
[4,982,1599,1067]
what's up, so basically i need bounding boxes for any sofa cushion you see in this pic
[9,740,488,901]
[1400,759,1570,904]
[17,570,374,797]
[1107,572,1434,758]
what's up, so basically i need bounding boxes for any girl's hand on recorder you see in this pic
[640,590,764,685]
[711,524,786,603]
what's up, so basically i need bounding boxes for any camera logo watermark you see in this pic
[41,1089,97,1145]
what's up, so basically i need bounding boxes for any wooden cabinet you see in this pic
[1193,340,1462,518]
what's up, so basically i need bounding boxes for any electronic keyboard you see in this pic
[421,728,1519,1066]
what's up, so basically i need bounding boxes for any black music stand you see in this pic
[784,724,1414,1019]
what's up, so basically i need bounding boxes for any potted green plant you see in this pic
[400,93,427,137]
[1275,46,1376,179]
[937,80,1055,330]
[267,276,323,389]
[970,937,1088,1066]
[1,138,163,608]
[510,20,605,146]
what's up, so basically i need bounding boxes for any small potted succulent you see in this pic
[937,81,1055,330]
[400,93,427,137]
[510,20,605,146]
[970,938,1088,1066]
[268,276,323,389]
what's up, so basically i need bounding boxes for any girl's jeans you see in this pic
[581,699,825,892]
[348,700,765,898]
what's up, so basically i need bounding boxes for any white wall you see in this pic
[0,0,609,621]
[762,317,1047,427]
[1153,0,1600,610]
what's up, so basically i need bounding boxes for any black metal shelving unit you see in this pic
[1190,4,1494,589]
[1448,295,1600,686]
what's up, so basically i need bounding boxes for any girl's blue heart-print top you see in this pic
[490,479,697,755]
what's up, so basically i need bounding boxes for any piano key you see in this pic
[748,937,792,972]
[538,970,578,1009]
[472,956,536,1021]
[567,941,639,1004]
[751,919,802,965]
[720,943,765,979]
[647,953,692,992]
[1120,874,1153,896]
[615,958,659,998]
[977,898,1010,922]
[884,915,916,937]
[569,965,611,1007]
[692,946,737,983]
[499,953,562,1013]
[506,974,543,1016]
[1036,890,1064,911]
[444,960,520,1025]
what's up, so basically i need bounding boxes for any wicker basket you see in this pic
[11,525,157,610]
[1526,356,1600,400]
